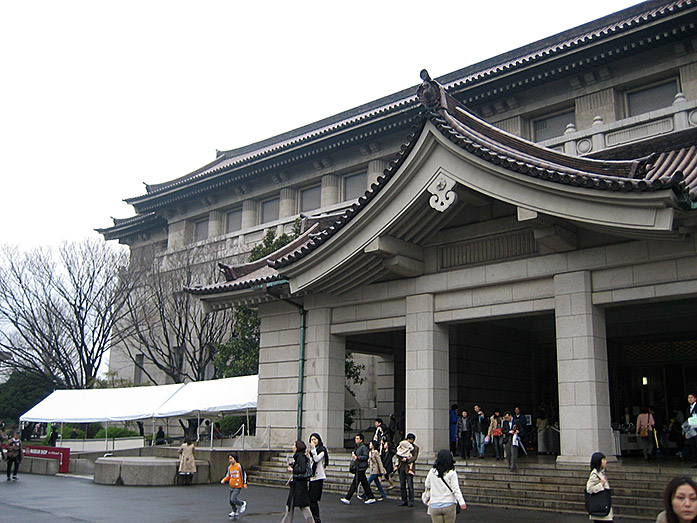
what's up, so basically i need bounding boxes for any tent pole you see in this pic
[246,408,250,436]
[151,419,156,447]
[105,422,108,452]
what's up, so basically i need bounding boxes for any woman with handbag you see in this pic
[423,449,466,522]
[586,452,614,521]
[636,406,656,460]
[281,440,314,523]
[488,408,504,461]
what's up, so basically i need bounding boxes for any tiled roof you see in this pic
[96,212,165,239]
[128,0,695,205]
[185,220,327,295]
[266,74,692,272]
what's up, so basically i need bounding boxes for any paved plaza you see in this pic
[0,473,651,522]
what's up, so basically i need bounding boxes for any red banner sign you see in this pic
[23,445,70,473]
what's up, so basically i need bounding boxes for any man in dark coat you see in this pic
[398,432,419,507]
[340,433,375,504]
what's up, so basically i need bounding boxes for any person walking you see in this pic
[488,408,504,461]
[586,452,614,522]
[177,437,196,485]
[308,433,329,523]
[656,476,697,523]
[503,412,521,471]
[424,449,466,522]
[456,409,471,460]
[449,405,459,456]
[684,393,697,467]
[366,440,387,501]
[4,432,22,481]
[220,453,247,519]
[636,406,656,460]
[398,433,419,507]
[472,406,488,458]
[380,434,396,490]
[281,440,314,523]
[340,433,375,505]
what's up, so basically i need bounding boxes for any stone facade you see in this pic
[100,1,697,461]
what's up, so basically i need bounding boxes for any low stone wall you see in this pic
[73,447,270,485]
[15,456,60,476]
[93,456,210,486]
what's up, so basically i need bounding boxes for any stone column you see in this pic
[321,174,340,207]
[256,301,302,449]
[241,199,258,229]
[279,188,297,219]
[405,294,449,454]
[377,355,395,420]
[208,210,223,238]
[554,271,614,463]
[367,159,388,188]
[302,307,345,449]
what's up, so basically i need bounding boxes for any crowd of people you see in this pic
[451,404,533,470]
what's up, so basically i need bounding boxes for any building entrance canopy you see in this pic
[20,375,258,423]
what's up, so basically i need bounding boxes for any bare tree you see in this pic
[115,249,232,384]
[0,239,130,389]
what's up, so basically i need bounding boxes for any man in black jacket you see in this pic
[340,433,376,504]
[398,433,419,507]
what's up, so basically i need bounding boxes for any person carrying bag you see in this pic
[423,449,466,522]
[585,452,613,521]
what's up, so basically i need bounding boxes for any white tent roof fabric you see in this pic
[20,375,258,423]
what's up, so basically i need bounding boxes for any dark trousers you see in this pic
[309,479,323,522]
[6,458,19,478]
[685,436,697,463]
[346,470,373,500]
[398,467,414,503]
[458,434,470,458]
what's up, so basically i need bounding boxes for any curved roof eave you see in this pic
[124,1,695,210]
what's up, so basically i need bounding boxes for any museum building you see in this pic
[100,0,697,462]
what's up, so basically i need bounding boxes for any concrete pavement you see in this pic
[0,473,648,522]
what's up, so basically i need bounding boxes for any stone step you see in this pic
[250,452,666,521]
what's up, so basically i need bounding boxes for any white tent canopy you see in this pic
[153,374,257,418]
[19,375,258,423]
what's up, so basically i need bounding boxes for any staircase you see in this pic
[247,451,688,521]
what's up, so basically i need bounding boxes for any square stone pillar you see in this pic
[303,307,345,450]
[377,355,395,420]
[405,294,449,454]
[554,271,614,463]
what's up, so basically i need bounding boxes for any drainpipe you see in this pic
[260,280,306,442]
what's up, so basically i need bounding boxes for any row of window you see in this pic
[533,79,679,142]
[192,172,368,243]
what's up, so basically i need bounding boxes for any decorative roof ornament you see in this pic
[417,69,445,110]
[427,173,458,212]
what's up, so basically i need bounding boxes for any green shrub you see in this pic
[94,427,140,439]
[219,415,256,437]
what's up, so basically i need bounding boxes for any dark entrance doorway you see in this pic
[606,297,697,453]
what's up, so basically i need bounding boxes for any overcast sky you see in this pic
[1,0,641,248]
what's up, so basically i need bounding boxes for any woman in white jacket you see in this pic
[424,449,466,522]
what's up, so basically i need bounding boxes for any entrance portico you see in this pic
[189,76,697,462]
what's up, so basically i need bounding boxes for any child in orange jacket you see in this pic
[221,453,247,519]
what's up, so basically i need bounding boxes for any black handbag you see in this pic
[585,488,612,517]
[349,460,357,474]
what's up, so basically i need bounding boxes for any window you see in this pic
[626,80,678,117]
[194,219,208,242]
[226,209,242,233]
[261,198,279,223]
[533,110,575,141]
[344,172,367,201]
[300,186,321,212]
